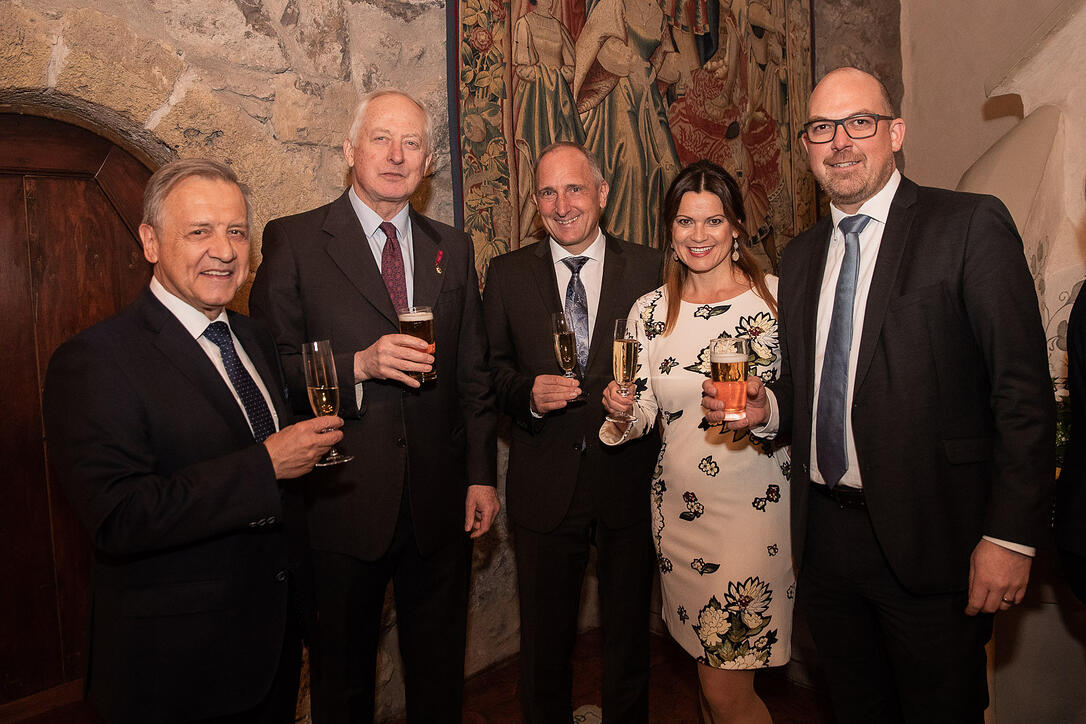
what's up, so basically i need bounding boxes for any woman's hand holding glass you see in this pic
[602,380,637,431]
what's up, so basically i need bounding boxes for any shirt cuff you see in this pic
[982,535,1035,558]
[751,388,780,438]
[354,382,364,409]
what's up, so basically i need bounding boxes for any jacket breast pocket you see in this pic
[123,579,232,618]
[889,282,946,311]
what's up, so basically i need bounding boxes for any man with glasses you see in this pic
[705,67,1053,721]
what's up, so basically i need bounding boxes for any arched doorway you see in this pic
[0,113,153,719]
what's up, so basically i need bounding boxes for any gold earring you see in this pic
[731,239,740,262]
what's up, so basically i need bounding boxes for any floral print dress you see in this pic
[601,279,794,669]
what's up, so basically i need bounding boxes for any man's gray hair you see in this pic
[346,88,434,153]
[142,158,252,232]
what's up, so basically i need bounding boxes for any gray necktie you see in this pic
[562,256,590,374]
[816,214,872,488]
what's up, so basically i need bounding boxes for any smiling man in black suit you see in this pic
[43,158,341,723]
[705,68,1054,722]
[483,142,661,723]
[250,88,498,724]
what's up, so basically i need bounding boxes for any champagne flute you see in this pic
[551,311,587,402]
[302,340,353,466]
[606,319,639,423]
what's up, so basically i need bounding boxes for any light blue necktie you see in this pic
[816,214,872,488]
[203,321,276,442]
[562,256,590,374]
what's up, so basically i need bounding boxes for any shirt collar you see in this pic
[829,168,901,232]
[549,228,606,266]
[149,276,230,339]
[348,186,411,241]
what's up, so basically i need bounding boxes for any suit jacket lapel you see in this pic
[137,292,254,438]
[409,210,446,309]
[323,191,399,327]
[532,239,564,316]
[587,236,627,374]
[854,179,917,390]
[801,218,832,412]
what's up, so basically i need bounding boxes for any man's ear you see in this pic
[138,223,159,264]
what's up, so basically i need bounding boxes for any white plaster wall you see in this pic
[899,0,1065,188]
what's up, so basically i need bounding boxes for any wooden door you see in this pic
[0,114,152,716]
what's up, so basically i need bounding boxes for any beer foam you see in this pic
[710,352,747,363]
[397,311,433,322]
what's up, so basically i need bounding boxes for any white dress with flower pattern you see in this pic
[601,280,794,669]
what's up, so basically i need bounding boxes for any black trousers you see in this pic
[799,489,992,724]
[513,458,655,724]
[309,492,472,724]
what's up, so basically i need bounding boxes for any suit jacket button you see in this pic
[266,515,279,525]
[276,570,287,582]
[396,437,407,448]
[249,521,259,528]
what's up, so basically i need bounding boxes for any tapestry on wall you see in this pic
[455,0,816,279]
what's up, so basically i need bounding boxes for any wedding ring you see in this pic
[1001,597,1016,605]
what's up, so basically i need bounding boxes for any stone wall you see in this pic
[0,1,520,720]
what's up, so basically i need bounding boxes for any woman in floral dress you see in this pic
[601,160,792,723]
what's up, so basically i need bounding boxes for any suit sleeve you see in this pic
[251,220,362,419]
[455,241,499,486]
[481,258,539,430]
[43,337,282,558]
[963,197,1055,546]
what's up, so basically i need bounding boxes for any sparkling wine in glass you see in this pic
[551,311,587,402]
[606,319,639,423]
[302,339,353,466]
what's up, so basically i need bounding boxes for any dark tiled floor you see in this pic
[403,628,834,724]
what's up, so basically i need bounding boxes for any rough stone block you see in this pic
[150,0,288,72]
[270,74,354,146]
[0,2,56,89]
[52,8,186,122]
[276,0,351,80]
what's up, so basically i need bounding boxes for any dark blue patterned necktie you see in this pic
[203,321,276,442]
[562,256,590,374]
[816,214,872,488]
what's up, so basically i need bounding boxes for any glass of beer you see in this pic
[710,337,749,421]
[606,319,638,423]
[551,311,586,402]
[302,339,353,466]
[397,305,436,382]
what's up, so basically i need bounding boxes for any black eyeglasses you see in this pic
[798,114,895,143]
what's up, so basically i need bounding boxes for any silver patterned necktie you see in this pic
[562,256,590,374]
[815,214,872,488]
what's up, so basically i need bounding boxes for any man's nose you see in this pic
[388,142,404,164]
[208,231,238,261]
[830,123,852,150]
[554,193,570,215]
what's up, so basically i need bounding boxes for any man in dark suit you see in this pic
[705,67,1054,722]
[1058,287,1086,604]
[482,142,661,723]
[42,158,342,723]
[249,89,498,724]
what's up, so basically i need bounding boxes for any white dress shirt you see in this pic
[757,170,1031,556]
[347,188,416,407]
[150,277,280,437]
